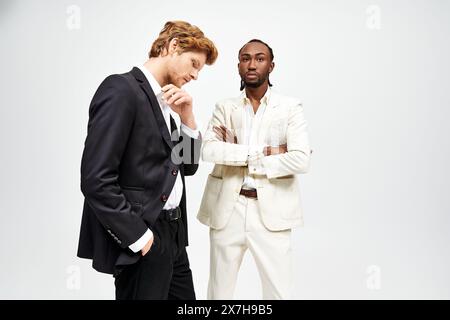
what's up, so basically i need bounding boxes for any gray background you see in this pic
[1,0,449,299]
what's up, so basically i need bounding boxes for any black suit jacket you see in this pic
[77,67,201,275]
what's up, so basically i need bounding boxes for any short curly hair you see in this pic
[149,21,218,65]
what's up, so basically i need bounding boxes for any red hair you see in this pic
[149,21,218,65]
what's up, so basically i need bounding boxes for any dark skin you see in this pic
[214,41,287,156]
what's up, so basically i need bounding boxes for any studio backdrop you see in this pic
[0,0,449,299]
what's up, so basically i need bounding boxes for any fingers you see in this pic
[220,125,233,135]
[217,125,233,137]
[213,126,237,143]
[162,85,184,101]
[161,84,178,93]
[162,87,180,102]
[141,237,153,256]
[222,126,237,143]
[214,126,229,137]
[167,91,184,105]
[162,87,193,111]
[214,126,226,136]
[214,125,227,130]
[213,126,226,137]
[280,143,288,153]
[213,126,227,141]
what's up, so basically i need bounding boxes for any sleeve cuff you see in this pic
[248,144,265,157]
[181,123,200,139]
[129,228,153,253]
[247,145,266,175]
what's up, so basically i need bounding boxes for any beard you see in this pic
[166,68,185,88]
[168,75,183,88]
[241,71,270,88]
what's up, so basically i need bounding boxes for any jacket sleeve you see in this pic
[259,102,311,178]
[80,75,148,249]
[201,102,250,166]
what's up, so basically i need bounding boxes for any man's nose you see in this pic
[248,59,256,70]
[190,69,198,80]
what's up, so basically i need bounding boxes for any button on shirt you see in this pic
[128,65,200,253]
[241,89,270,190]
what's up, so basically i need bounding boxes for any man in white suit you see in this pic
[198,39,311,299]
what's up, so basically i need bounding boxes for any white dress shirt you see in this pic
[129,65,200,253]
[241,89,270,190]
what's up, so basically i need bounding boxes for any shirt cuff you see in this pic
[248,145,265,157]
[247,145,266,175]
[129,228,153,253]
[181,123,200,139]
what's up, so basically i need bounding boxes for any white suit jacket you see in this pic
[197,90,311,231]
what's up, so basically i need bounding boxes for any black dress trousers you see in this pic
[114,212,195,300]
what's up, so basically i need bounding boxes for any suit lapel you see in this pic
[230,100,245,145]
[258,91,280,145]
[130,67,174,149]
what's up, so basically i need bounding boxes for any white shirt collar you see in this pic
[136,65,182,131]
[137,65,162,98]
[240,87,272,106]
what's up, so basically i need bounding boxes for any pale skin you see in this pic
[140,38,207,256]
[143,38,207,132]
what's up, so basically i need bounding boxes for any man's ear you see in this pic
[269,61,275,73]
[168,38,179,54]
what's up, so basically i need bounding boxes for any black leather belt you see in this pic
[161,206,182,221]
[239,188,258,199]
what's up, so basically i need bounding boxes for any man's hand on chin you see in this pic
[162,84,197,130]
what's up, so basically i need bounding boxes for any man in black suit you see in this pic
[77,21,218,300]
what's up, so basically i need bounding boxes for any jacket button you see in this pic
[161,194,168,202]
[172,169,178,176]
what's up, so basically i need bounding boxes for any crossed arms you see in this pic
[201,102,311,179]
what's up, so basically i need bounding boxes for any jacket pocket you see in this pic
[268,177,301,220]
[275,174,295,179]
[122,187,144,209]
[205,174,223,194]
[199,174,224,217]
[130,202,143,216]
